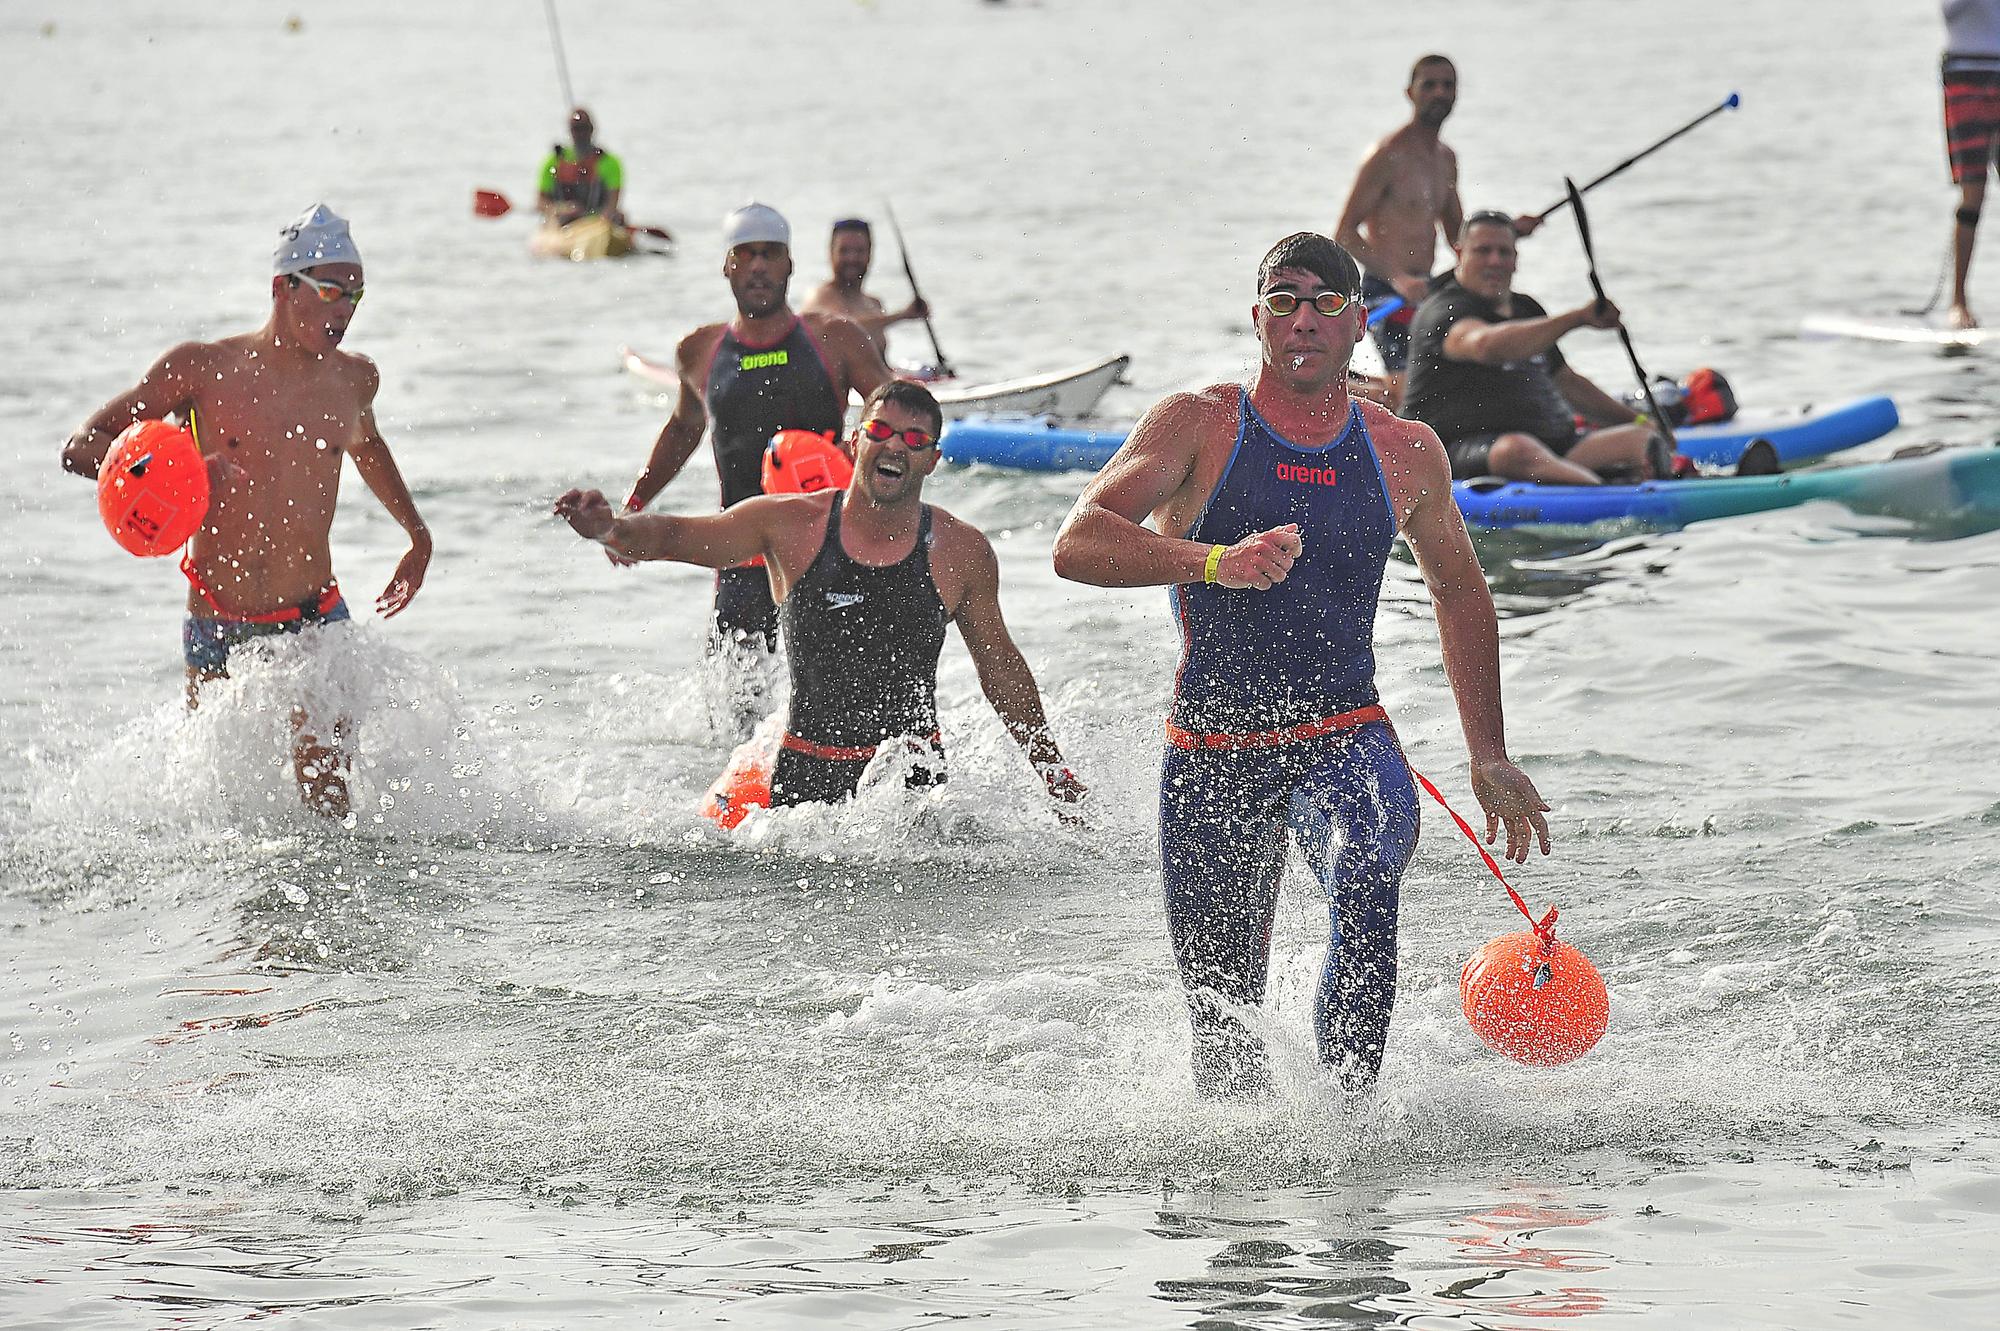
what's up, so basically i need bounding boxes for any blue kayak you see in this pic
[938,394,1900,474]
[1455,445,2000,533]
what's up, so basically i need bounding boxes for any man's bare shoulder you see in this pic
[1361,403,1449,479]
[924,504,1000,583]
[1137,383,1240,443]
[801,309,865,344]
[674,322,729,370]
[328,348,381,398]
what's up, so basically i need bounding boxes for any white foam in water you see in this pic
[34,621,547,844]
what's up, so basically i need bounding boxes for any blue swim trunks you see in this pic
[183,598,351,674]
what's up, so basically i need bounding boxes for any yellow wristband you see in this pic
[1202,543,1225,584]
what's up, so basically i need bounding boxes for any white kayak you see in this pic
[1799,313,2000,349]
[619,347,1129,421]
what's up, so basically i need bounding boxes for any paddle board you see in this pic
[1799,313,1998,349]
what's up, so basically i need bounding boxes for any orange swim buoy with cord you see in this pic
[96,419,208,557]
[1460,931,1609,1065]
[762,429,853,496]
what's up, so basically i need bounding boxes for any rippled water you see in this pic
[5,1,2000,1326]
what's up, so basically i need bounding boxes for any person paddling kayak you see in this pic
[539,107,624,226]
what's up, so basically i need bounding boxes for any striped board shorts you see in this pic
[1944,64,2000,184]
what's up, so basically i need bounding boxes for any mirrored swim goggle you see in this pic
[857,418,938,451]
[290,272,365,306]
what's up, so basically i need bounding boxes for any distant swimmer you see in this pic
[800,218,929,360]
[559,380,1086,809]
[60,204,433,816]
[1402,211,1670,485]
[1335,55,1540,403]
[539,107,624,225]
[620,203,895,729]
[1052,233,1550,1096]
[1942,0,2000,327]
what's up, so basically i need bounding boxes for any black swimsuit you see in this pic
[703,319,845,651]
[770,495,949,807]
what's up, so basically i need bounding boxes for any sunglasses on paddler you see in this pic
[857,418,938,450]
[1258,289,1355,318]
[289,272,365,305]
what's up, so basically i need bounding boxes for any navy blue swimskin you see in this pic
[1161,390,1420,1096]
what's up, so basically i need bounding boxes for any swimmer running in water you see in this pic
[620,203,894,734]
[560,379,1086,810]
[1053,232,1550,1095]
[60,204,432,818]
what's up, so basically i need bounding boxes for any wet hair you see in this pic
[1458,209,1519,243]
[831,217,872,239]
[862,377,943,438]
[1257,232,1361,298]
[1408,53,1455,86]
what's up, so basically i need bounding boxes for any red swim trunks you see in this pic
[1944,68,2000,184]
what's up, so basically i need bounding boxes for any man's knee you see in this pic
[1487,432,1553,473]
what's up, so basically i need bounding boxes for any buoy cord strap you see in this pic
[1409,765,1559,944]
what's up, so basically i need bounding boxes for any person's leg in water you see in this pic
[1161,744,1295,1098]
[1285,723,1420,1090]
[183,607,355,817]
[710,565,780,737]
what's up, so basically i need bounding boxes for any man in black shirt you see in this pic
[1402,211,1667,485]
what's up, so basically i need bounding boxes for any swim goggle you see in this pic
[290,272,365,306]
[857,418,938,451]
[1258,289,1355,318]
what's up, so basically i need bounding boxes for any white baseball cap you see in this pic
[274,202,361,276]
[721,202,790,256]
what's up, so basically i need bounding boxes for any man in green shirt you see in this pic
[538,107,624,224]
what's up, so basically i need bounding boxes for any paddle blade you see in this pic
[474,189,512,218]
[1725,91,1741,109]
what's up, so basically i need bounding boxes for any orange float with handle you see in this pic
[96,418,209,557]
[761,428,852,496]
[1409,767,1610,1066]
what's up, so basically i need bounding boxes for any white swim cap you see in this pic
[721,202,789,256]
[274,202,361,276]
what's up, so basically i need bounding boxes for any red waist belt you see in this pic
[1166,703,1387,751]
[781,730,942,762]
[182,553,341,625]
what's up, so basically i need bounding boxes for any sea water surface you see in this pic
[4,1,1999,1327]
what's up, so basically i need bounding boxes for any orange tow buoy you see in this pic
[762,428,853,496]
[1460,931,1608,1066]
[699,746,773,830]
[96,419,209,557]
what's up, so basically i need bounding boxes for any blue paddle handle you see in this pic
[1366,296,1404,327]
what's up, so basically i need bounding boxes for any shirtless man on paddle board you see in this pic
[1335,54,1540,403]
[800,218,928,360]
[1053,232,1550,1096]
[61,204,433,817]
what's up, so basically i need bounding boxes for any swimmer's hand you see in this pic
[1471,757,1553,864]
[1042,764,1088,805]
[555,487,618,541]
[1215,524,1303,592]
[377,533,431,619]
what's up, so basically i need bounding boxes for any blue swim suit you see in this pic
[183,596,351,674]
[1162,390,1419,1095]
